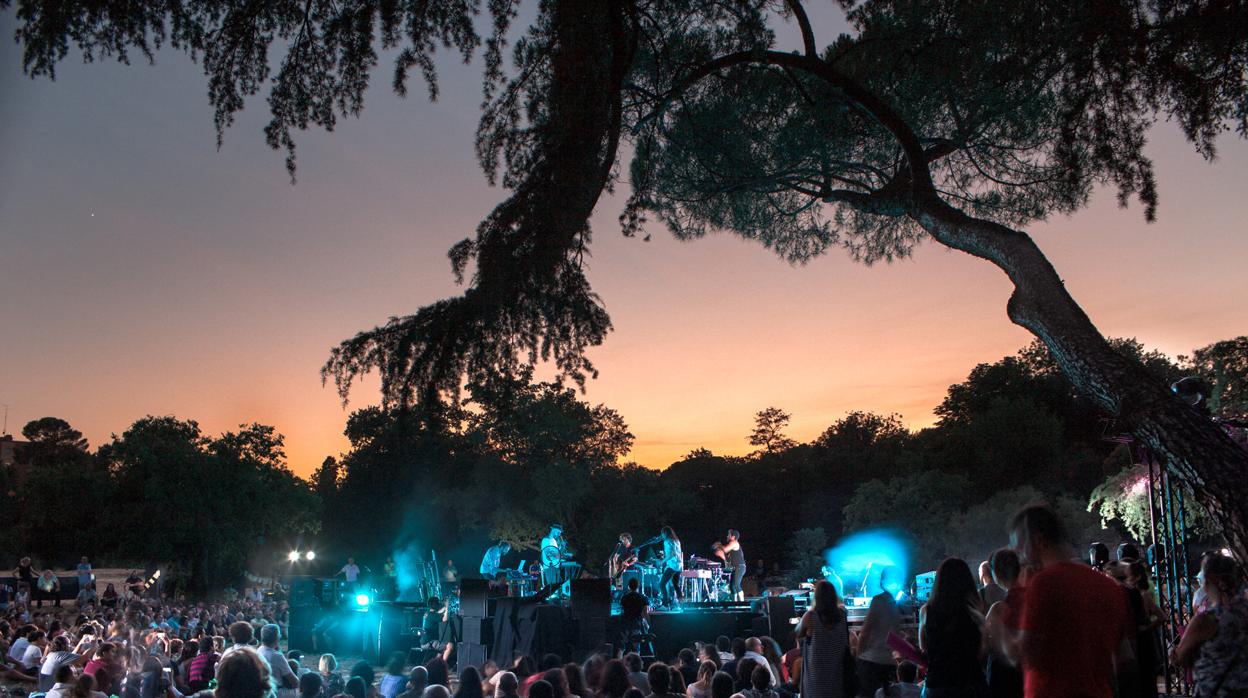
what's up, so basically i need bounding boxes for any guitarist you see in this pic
[610,533,639,588]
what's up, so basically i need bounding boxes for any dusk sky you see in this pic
[2,8,1246,477]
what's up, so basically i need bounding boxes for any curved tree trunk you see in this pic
[913,193,1248,561]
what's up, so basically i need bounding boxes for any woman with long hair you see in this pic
[1125,561,1162,698]
[983,548,1023,698]
[564,663,589,698]
[794,581,847,698]
[920,557,987,697]
[686,661,717,698]
[455,667,486,698]
[214,647,274,698]
[659,527,684,608]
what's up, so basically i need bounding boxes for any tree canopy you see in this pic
[7,0,1248,555]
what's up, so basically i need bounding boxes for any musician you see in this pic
[610,533,638,586]
[723,529,746,601]
[540,523,570,587]
[479,541,511,580]
[658,526,683,607]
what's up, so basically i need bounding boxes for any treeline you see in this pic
[4,337,1243,593]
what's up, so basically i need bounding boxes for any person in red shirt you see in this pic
[1004,503,1129,698]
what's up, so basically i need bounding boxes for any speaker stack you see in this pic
[571,578,612,655]
[457,579,492,672]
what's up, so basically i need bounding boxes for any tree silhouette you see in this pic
[749,406,797,455]
[9,0,1248,556]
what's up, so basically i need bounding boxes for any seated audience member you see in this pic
[564,663,589,698]
[346,676,370,698]
[320,654,346,696]
[399,666,430,698]
[380,652,409,698]
[495,672,520,698]
[215,647,275,698]
[709,673,734,698]
[687,661,717,698]
[457,667,486,698]
[599,659,633,698]
[529,681,555,698]
[624,654,649,694]
[646,662,682,698]
[874,662,920,698]
[301,672,326,698]
[676,650,698,688]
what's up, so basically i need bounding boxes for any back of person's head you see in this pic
[424,657,448,688]
[929,557,980,617]
[744,638,760,653]
[345,677,368,698]
[1127,561,1152,591]
[697,661,716,684]
[540,668,567,698]
[540,654,562,671]
[320,654,339,673]
[351,661,376,685]
[730,638,746,659]
[55,663,76,684]
[709,672,734,698]
[623,653,642,673]
[423,687,450,698]
[749,666,770,692]
[715,637,730,653]
[260,623,281,647]
[811,581,844,627]
[989,548,1021,588]
[600,659,631,698]
[52,635,71,651]
[1202,553,1243,597]
[897,661,918,684]
[735,659,758,689]
[677,648,695,667]
[228,621,254,646]
[528,680,554,698]
[408,666,429,693]
[72,672,96,698]
[387,652,407,676]
[621,690,643,698]
[215,646,273,698]
[626,578,639,592]
[1010,503,1068,552]
[563,662,587,698]
[300,671,325,698]
[667,666,685,694]
[495,671,518,697]
[456,667,484,698]
[647,662,670,694]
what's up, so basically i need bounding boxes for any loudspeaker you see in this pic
[764,595,796,648]
[288,606,318,652]
[457,642,489,672]
[571,578,611,619]
[461,617,493,645]
[459,579,491,618]
[290,576,321,607]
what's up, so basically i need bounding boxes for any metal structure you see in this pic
[1140,446,1195,696]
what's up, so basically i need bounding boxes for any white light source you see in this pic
[305,551,316,561]
[288,551,301,562]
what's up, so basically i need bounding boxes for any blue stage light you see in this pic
[823,527,913,597]
[355,593,371,607]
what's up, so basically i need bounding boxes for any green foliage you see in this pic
[786,527,828,585]
[1182,336,1248,421]
[1089,460,1219,541]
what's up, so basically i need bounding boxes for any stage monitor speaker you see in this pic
[457,642,489,673]
[571,578,611,619]
[460,579,491,618]
[765,595,796,648]
[462,617,493,645]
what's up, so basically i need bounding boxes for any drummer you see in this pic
[479,540,511,580]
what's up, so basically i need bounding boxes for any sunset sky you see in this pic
[2,8,1245,477]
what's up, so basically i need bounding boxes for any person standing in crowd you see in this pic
[919,558,987,697]
[658,527,684,609]
[381,653,409,698]
[480,542,512,581]
[856,568,902,697]
[978,563,1005,608]
[1003,503,1128,698]
[1169,552,1248,698]
[1124,561,1163,698]
[795,580,848,698]
[983,549,1023,698]
[14,557,36,596]
[77,558,94,589]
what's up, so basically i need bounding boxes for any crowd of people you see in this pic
[3,502,1247,698]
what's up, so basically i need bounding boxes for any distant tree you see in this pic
[312,456,341,503]
[21,417,88,450]
[750,407,797,455]
[844,471,972,570]
[1182,337,1248,421]
[786,527,828,585]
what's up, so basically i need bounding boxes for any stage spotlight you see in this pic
[288,551,301,562]
[355,593,371,608]
[305,551,316,561]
